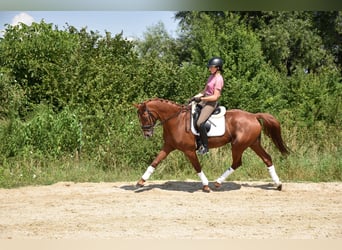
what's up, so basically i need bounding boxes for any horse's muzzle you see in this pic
[141,124,154,138]
[143,130,154,138]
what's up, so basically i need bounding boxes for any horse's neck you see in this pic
[149,101,180,120]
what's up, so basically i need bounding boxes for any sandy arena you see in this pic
[0,181,341,239]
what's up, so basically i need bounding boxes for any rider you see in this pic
[191,57,224,155]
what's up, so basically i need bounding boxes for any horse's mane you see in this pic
[144,98,186,108]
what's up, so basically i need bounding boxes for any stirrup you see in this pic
[197,145,208,155]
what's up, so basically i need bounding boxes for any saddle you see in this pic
[190,103,226,137]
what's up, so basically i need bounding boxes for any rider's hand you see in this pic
[189,96,202,103]
[194,97,202,103]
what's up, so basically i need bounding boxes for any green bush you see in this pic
[0,105,81,159]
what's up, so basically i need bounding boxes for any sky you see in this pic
[0,11,179,39]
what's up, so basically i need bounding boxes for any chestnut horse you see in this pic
[134,98,289,192]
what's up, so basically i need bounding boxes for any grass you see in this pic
[0,123,341,189]
[0,157,143,188]
[0,149,340,189]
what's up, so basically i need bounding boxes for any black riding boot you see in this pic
[195,136,201,150]
[197,123,209,155]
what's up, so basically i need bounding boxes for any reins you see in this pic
[160,105,190,125]
[150,105,189,129]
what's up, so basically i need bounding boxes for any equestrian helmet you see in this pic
[207,57,223,70]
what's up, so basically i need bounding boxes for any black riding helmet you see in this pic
[207,57,224,71]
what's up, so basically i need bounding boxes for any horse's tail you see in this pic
[255,113,290,155]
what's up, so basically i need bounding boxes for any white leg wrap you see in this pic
[142,165,155,181]
[197,171,209,186]
[216,167,234,184]
[268,165,280,185]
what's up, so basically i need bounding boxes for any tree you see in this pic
[174,11,278,111]
[0,21,81,112]
[134,22,183,102]
[238,11,340,76]
[312,11,342,72]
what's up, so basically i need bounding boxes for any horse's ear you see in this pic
[133,103,146,110]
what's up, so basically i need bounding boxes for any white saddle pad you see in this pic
[190,103,226,137]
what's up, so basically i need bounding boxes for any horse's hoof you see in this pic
[276,183,282,191]
[202,185,211,193]
[214,182,222,189]
[136,179,145,188]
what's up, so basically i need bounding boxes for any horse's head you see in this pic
[134,102,158,138]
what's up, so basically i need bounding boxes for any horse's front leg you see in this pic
[184,150,211,193]
[136,145,173,188]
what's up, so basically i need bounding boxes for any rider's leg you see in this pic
[196,102,216,154]
[198,123,209,154]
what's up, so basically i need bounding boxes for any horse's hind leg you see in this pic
[250,141,282,191]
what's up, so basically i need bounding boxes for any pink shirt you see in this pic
[205,74,224,96]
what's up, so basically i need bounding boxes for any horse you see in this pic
[134,98,289,192]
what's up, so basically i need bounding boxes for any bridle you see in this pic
[138,106,158,133]
[138,103,189,134]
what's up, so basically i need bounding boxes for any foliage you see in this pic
[0,104,81,159]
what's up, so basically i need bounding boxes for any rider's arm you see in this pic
[200,88,221,102]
